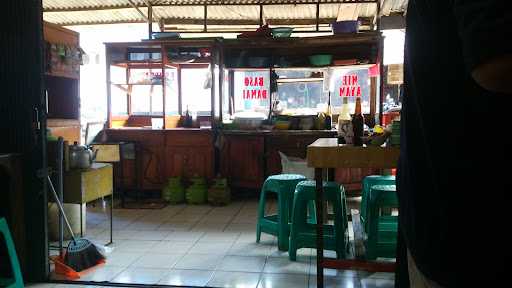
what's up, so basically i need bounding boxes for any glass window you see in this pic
[165,68,179,115]
[110,65,126,84]
[131,85,163,115]
[181,68,212,116]
[233,70,270,115]
[330,67,371,114]
[275,70,328,114]
[110,84,128,116]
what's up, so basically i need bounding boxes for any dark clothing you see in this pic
[399,0,509,286]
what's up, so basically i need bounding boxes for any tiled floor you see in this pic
[47,197,394,287]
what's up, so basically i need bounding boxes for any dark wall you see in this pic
[0,0,48,282]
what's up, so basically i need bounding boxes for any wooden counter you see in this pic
[104,129,383,195]
[219,129,337,136]
[105,128,214,191]
[220,130,380,192]
[219,130,336,189]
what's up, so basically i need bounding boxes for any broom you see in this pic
[47,175,105,272]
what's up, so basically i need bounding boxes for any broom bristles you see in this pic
[64,238,105,272]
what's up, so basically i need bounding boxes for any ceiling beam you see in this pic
[126,0,149,21]
[43,1,379,12]
[162,17,340,26]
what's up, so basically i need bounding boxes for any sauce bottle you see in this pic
[324,92,332,130]
[352,97,364,146]
[337,97,353,144]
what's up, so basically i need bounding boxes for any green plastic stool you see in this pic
[365,185,398,260]
[289,181,349,261]
[0,218,24,288]
[361,175,395,233]
[256,174,307,251]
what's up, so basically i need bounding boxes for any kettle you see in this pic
[69,141,98,169]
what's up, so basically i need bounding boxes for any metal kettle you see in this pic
[69,141,97,169]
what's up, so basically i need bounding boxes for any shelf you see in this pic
[45,71,79,80]
[277,78,323,83]
[111,60,163,69]
[225,67,271,71]
[111,83,164,86]
[222,32,381,49]
[225,63,376,72]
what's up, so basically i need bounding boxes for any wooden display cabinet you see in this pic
[105,39,220,130]
[44,22,81,143]
[218,33,384,192]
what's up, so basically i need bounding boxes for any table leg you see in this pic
[80,203,83,237]
[315,168,324,288]
[119,144,126,208]
[108,193,113,246]
[327,168,335,181]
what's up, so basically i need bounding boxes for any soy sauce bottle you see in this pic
[324,92,332,130]
[352,97,364,146]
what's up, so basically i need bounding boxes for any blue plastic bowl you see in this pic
[332,21,359,34]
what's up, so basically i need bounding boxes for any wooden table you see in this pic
[307,138,400,287]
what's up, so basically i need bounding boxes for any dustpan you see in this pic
[51,253,105,280]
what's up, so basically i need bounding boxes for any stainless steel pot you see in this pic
[69,142,97,169]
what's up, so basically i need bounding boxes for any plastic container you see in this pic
[332,20,359,34]
[308,54,333,66]
[48,203,85,241]
[279,151,314,179]
[271,27,294,38]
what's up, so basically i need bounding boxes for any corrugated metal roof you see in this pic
[43,0,407,26]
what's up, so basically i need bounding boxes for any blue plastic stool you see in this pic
[289,181,349,261]
[365,185,398,260]
[361,175,395,232]
[0,217,24,288]
[256,174,307,251]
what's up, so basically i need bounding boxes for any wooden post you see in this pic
[204,5,208,32]
[148,4,153,38]
[177,66,182,115]
[316,1,320,32]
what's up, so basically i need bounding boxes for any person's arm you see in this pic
[472,55,512,93]
[453,0,512,93]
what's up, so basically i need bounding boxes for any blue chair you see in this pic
[0,217,24,288]
[365,185,399,260]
